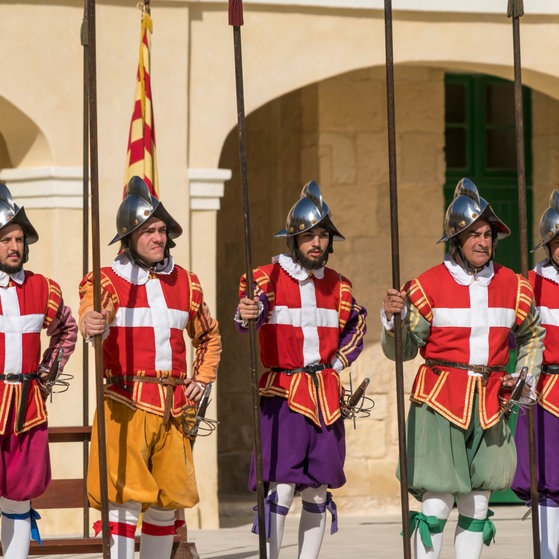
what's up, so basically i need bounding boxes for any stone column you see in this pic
[187,167,230,529]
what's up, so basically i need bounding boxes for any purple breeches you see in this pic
[512,404,559,505]
[249,396,346,492]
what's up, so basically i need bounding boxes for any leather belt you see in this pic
[270,363,331,375]
[425,359,507,386]
[269,364,331,388]
[0,373,39,382]
[106,375,189,425]
[542,365,559,375]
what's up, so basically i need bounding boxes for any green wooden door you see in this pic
[444,74,532,504]
[444,74,532,273]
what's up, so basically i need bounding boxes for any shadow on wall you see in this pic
[216,87,311,502]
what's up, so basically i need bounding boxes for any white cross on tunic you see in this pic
[269,277,339,365]
[539,306,559,329]
[111,278,189,370]
[431,281,515,370]
[0,286,43,375]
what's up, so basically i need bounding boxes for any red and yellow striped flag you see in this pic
[123,10,158,197]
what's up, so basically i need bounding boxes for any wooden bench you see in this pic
[21,426,198,558]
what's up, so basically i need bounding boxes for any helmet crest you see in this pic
[275,180,344,241]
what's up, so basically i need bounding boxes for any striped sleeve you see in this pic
[334,276,367,369]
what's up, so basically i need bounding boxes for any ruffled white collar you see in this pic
[273,253,325,281]
[534,259,559,286]
[0,269,25,288]
[443,254,494,287]
[111,250,175,285]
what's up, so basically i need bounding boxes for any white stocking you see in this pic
[414,492,453,559]
[540,503,559,559]
[109,501,141,559]
[298,485,328,559]
[454,491,490,559]
[140,507,175,559]
[0,498,31,559]
[266,483,295,559]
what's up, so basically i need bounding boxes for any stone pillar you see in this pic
[186,167,230,529]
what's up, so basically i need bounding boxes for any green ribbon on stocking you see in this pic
[406,512,446,548]
[457,509,496,546]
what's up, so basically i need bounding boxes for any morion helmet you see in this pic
[0,183,38,243]
[275,180,344,241]
[437,177,510,244]
[109,176,182,247]
[533,189,559,252]
[0,183,39,264]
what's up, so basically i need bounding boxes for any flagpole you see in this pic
[124,1,158,196]
[383,2,411,557]
[228,2,267,557]
[507,2,540,558]
[86,1,111,557]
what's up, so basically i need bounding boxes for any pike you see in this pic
[85,0,111,556]
[80,1,91,536]
[383,1,411,557]
[507,1,540,557]
[228,1,266,557]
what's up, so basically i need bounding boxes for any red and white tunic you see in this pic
[0,269,77,434]
[530,262,559,417]
[239,254,367,426]
[79,253,221,418]
[407,257,535,429]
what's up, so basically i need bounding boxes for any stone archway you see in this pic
[0,96,52,168]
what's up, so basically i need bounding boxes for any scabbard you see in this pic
[17,379,30,432]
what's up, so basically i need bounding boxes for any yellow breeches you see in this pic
[87,398,199,511]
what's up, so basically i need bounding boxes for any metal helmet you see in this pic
[275,180,344,241]
[0,182,38,244]
[109,176,182,246]
[437,177,510,243]
[533,189,559,252]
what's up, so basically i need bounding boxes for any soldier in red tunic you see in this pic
[237,181,367,559]
[0,183,77,559]
[382,178,544,559]
[512,189,559,559]
[79,177,221,559]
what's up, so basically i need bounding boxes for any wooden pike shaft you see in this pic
[510,9,541,559]
[86,1,111,556]
[383,2,411,558]
[232,24,267,559]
